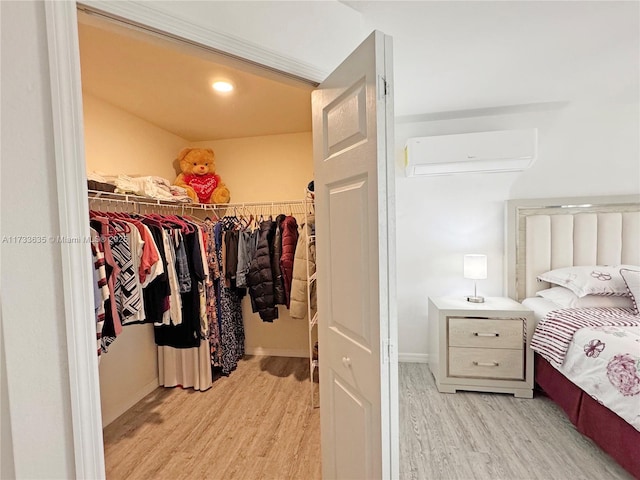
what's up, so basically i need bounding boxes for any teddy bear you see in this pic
[174,147,230,204]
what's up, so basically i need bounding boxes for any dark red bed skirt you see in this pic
[535,353,640,479]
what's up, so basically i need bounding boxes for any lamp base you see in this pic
[467,295,485,303]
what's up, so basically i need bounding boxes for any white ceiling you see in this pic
[78,1,638,141]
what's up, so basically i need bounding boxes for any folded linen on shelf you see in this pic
[113,175,192,203]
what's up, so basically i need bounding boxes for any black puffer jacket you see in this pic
[272,214,287,305]
[247,220,278,322]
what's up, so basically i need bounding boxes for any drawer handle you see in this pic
[473,332,500,337]
[473,361,500,367]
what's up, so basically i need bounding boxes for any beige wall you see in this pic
[194,132,314,203]
[83,93,187,180]
[83,94,188,425]
[195,133,313,355]
[98,325,159,426]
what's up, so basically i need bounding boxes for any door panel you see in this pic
[328,178,371,346]
[324,79,368,158]
[331,371,372,480]
[312,30,397,479]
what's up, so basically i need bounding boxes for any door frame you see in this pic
[45,2,397,478]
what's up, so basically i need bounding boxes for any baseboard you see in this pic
[399,353,430,364]
[245,347,309,358]
[102,377,159,427]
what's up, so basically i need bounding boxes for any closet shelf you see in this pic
[308,272,317,283]
[88,190,306,212]
[310,312,318,328]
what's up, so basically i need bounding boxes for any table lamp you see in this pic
[464,254,487,303]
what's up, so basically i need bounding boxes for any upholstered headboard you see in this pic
[506,195,640,302]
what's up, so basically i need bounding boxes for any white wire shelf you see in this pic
[88,190,306,212]
[309,312,318,328]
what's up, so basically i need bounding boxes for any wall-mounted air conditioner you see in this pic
[404,128,538,177]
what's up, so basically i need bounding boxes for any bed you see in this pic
[506,195,640,478]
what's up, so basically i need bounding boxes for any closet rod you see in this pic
[88,190,305,210]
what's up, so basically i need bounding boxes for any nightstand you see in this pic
[428,296,535,398]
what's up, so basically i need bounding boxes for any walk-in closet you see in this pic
[78,10,320,478]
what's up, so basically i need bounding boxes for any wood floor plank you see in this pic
[105,358,631,480]
[399,363,634,480]
[103,356,321,480]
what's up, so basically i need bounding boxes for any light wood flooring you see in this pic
[103,356,321,480]
[104,358,633,480]
[400,362,634,480]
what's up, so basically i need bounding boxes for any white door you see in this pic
[312,31,398,480]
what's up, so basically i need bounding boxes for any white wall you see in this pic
[1,1,75,477]
[395,100,640,357]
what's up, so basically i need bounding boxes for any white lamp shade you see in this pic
[464,254,487,280]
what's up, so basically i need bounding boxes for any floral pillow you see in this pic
[620,268,640,315]
[537,265,634,297]
[536,286,633,308]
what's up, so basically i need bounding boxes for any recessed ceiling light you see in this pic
[212,81,233,93]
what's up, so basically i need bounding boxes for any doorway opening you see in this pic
[77,7,321,478]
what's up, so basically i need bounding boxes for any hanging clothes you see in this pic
[236,229,258,288]
[214,221,245,375]
[290,215,316,319]
[279,215,299,308]
[154,229,205,348]
[203,220,222,368]
[272,214,287,306]
[247,220,278,322]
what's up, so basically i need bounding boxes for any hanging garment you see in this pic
[154,230,205,348]
[203,220,222,368]
[139,222,171,326]
[236,229,258,288]
[137,223,162,286]
[247,220,278,322]
[279,215,299,308]
[214,221,244,375]
[90,217,122,352]
[90,227,109,356]
[224,229,240,288]
[272,214,287,305]
[174,231,192,294]
[158,230,182,326]
[120,221,147,324]
[290,215,316,320]
[109,231,143,323]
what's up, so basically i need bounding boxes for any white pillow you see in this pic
[536,286,633,308]
[620,268,640,315]
[537,265,634,297]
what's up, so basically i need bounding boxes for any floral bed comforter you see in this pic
[531,307,640,431]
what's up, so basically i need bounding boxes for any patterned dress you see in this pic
[203,220,222,368]
[214,221,245,375]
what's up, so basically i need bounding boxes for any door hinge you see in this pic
[383,338,393,364]
[378,75,388,99]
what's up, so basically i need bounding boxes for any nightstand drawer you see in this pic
[448,347,524,380]
[448,318,523,349]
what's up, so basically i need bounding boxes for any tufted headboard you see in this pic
[506,195,640,302]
